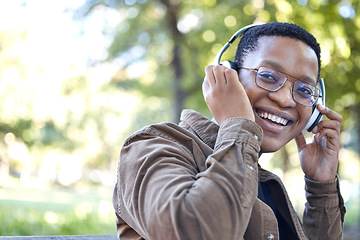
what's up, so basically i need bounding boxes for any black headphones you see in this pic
[214,24,325,132]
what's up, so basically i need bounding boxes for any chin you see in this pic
[260,137,289,153]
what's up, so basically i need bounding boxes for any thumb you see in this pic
[294,132,307,152]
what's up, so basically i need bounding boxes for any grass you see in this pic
[0,184,359,237]
[0,186,116,236]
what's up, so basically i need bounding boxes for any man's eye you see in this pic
[295,86,313,98]
[258,72,279,83]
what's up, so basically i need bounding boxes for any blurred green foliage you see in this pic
[79,0,360,132]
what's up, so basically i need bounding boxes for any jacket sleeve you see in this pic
[303,175,346,240]
[114,117,263,240]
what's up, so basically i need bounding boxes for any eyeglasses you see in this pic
[239,66,321,106]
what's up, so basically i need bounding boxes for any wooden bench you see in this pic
[0,236,117,240]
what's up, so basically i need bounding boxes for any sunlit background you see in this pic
[0,0,359,238]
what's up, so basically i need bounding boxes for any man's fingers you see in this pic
[202,78,210,93]
[213,65,227,84]
[294,132,307,151]
[318,104,342,123]
[312,105,342,136]
[314,127,338,141]
[205,65,216,86]
[205,65,239,87]
[224,67,239,84]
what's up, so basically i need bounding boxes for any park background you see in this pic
[0,0,359,238]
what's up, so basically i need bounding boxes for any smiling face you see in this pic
[239,36,319,153]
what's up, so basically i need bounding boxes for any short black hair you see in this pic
[234,22,321,80]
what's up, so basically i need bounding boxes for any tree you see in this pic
[78,0,360,146]
[78,0,257,125]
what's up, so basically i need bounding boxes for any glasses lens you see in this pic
[293,81,319,106]
[256,67,286,91]
[254,66,320,106]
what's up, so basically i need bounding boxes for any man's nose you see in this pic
[268,81,297,108]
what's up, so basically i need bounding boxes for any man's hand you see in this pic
[202,65,255,125]
[295,104,342,182]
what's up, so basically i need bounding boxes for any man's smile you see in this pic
[254,107,296,134]
[256,110,290,126]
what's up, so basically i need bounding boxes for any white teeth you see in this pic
[257,111,289,126]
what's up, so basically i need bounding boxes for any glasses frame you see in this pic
[239,66,322,107]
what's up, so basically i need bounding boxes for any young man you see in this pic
[112,22,345,239]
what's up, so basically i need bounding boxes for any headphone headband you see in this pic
[213,23,262,65]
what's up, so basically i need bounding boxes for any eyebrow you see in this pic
[260,60,317,85]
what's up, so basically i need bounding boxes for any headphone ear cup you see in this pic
[305,106,323,132]
[220,61,238,71]
[304,78,325,132]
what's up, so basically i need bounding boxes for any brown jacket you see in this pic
[113,109,345,240]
